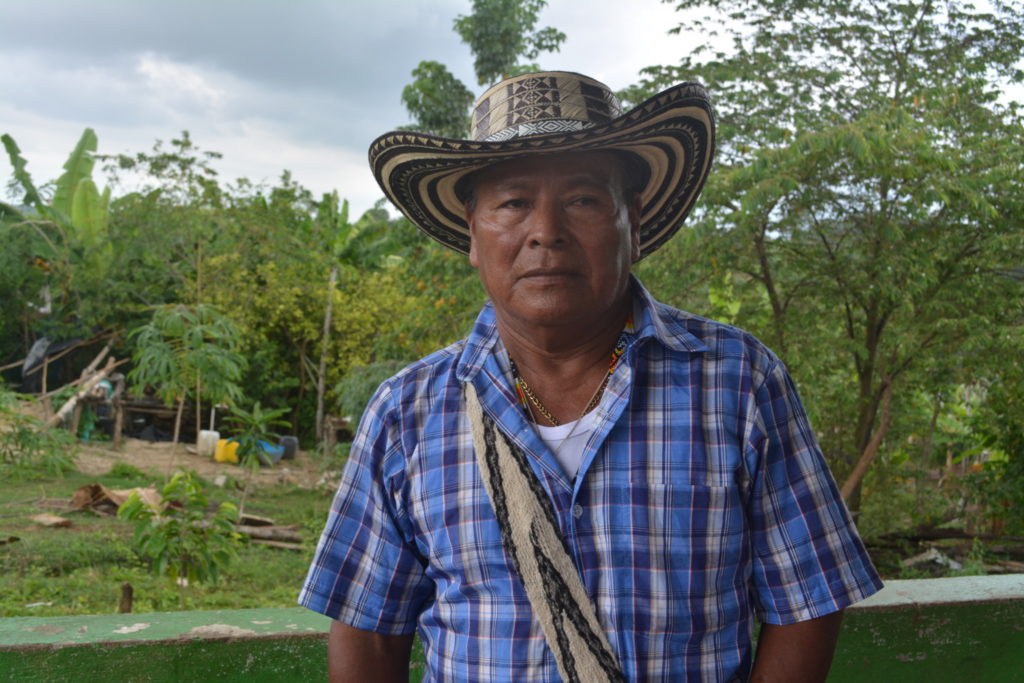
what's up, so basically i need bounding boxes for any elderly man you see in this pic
[300,72,882,682]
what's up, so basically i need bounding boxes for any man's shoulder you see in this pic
[649,297,779,367]
[377,338,468,395]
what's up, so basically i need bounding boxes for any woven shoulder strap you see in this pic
[465,383,625,683]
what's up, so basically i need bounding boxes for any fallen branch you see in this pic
[237,524,302,543]
[45,357,117,428]
[250,539,303,552]
[880,528,1024,544]
[37,358,129,400]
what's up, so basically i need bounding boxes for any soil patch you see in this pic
[74,438,331,490]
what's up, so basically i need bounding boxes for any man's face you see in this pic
[466,151,641,330]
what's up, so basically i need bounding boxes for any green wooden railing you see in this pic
[2,575,1022,681]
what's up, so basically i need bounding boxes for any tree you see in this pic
[1,129,114,352]
[402,0,566,136]
[118,469,241,608]
[630,0,1024,511]
[453,0,565,86]
[401,61,477,138]
[128,304,245,449]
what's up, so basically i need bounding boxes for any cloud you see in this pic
[1,0,694,218]
[136,54,226,114]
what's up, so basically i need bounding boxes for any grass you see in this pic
[0,461,332,619]
[0,455,428,676]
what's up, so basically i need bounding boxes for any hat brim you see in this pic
[369,82,715,258]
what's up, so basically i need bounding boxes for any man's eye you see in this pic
[499,198,529,209]
[571,195,601,208]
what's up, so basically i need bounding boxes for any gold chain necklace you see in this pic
[515,372,610,426]
[509,325,629,427]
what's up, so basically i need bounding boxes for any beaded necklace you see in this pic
[509,315,632,427]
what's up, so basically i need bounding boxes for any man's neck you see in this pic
[494,295,632,425]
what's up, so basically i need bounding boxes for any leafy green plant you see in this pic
[128,303,245,449]
[0,386,77,477]
[118,469,241,608]
[107,461,148,480]
[224,402,291,516]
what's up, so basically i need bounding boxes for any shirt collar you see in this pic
[629,276,709,353]
[455,276,707,383]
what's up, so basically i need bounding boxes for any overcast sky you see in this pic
[1,0,694,218]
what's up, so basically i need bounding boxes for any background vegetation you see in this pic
[1,0,1022,623]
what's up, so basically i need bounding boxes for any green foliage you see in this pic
[51,128,99,222]
[453,0,566,86]
[225,401,291,469]
[401,61,476,138]
[965,358,1024,535]
[107,461,148,480]
[2,133,45,212]
[128,303,245,411]
[632,0,1024,510]
[118,470,241,590]
[0,386,77,477]
[401,0,567,135]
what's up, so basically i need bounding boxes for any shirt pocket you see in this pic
[604,481,748,629]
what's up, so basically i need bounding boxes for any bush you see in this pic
[0,385,77,477]
[118,470,242,607]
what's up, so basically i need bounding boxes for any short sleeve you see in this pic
[298,381,432,634]
[745,359,883,625]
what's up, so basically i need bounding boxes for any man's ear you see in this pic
[629,193,642,263]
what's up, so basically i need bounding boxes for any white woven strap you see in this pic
[465,383,624,683]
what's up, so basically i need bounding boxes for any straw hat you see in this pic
[369,71,715,258]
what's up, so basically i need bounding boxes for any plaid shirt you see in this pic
[300,279,882,681]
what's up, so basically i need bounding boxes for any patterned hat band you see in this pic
[369,71,716,258]
[483,118,595,142]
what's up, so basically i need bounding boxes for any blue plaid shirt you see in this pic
[300,279,882,681]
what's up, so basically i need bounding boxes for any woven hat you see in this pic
[369,71,715,257]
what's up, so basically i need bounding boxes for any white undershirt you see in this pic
[534,409,600,479]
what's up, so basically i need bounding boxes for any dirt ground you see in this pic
[73,438,333,490]
[7,397,336,490]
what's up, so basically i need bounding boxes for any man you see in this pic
[300,72,882,682]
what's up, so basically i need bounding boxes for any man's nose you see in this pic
[526,197,569,248]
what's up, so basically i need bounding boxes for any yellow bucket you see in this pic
[214,438,239,464]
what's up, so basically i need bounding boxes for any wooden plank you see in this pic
[30,513,72,528]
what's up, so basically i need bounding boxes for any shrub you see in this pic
[118,470,241,607]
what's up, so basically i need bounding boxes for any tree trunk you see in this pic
[172,395,185,447]
[195,370,202,447]
[315,265,338,444]
[840,378,893,502]
[294,341,307,435]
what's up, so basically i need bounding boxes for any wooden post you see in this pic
[119,582,133,614]
[41,356,51,417]
[112,395,124,448]
[70,403,83,438]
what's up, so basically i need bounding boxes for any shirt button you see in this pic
[572,504,583,519]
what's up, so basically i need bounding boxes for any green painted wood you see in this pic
[2,577,1022,681]
[0,608,331,682]
[0,607,328,647]
[833,601,1024,681]
[830,576,1024,682]
[2,637,328,682]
